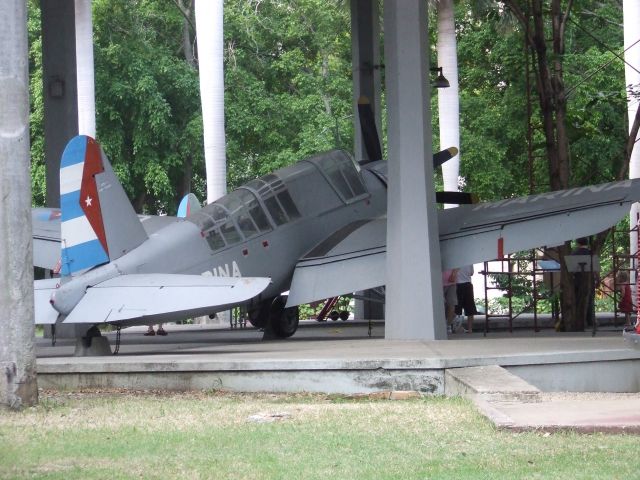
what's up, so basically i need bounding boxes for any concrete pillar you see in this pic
[75,0,96,137]
[41,0,79,208]
[195,0,227,203]
[383,0,446,340]
[0,0,38,408]
[351,0,384,320]
[351,0,381,163]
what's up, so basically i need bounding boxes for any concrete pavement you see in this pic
[36,320,640,433]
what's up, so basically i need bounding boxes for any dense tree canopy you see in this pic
[27,0,629,216]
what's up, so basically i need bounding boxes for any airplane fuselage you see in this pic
[52,151,388,320]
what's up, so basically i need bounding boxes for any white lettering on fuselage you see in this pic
[201,260,242,278]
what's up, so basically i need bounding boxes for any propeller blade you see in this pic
[357,96,383,163]
[433,146,458,168]
[436,191,478,205]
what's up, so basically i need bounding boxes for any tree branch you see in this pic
[502,0,536,48]
[619,104,640,180]
[171,0,196,33]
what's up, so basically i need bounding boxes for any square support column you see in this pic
[41,0,79,208]
[383,0,446,340]
[351,0,381,163]
[351,0,384,321]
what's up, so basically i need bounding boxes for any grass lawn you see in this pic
[0,389,636,479]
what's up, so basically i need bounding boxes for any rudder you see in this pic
[59,135,147,276]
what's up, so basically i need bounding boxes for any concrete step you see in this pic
[445,365,540,402]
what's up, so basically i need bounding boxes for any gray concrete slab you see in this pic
[35,321,640,432]
[445,365,541,401]
[476,393,640,433]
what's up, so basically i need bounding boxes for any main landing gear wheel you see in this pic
[247,301,270,329]
[269,295,299,338]
[249,295,299,339]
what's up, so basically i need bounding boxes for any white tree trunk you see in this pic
[625,0,640,283]
[436,0,460,207]
[0,0,37,408]
[195,0,227,203]
[75,0,96,137]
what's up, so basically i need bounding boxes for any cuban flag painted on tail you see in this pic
[60,136,110,276]
[177,192,202,218]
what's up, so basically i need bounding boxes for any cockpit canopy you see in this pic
[188,149,368,252]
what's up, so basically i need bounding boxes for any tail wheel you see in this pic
[270,295,299,338]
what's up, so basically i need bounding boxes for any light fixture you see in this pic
[48,76,65,98]
[431,66,450,89]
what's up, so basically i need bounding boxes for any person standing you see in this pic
[442,269,458,334]
[616,271,634,329]
[455,264,478,333]
[572,237,596,329]
[144,324,167,336]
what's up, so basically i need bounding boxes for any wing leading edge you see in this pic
[35,275,271,327]
[286,178,640,307]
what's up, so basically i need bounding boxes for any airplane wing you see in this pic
[31,208,180,270]
[36,275,271,326]
[286,178,640,307]
[286,219,386,307]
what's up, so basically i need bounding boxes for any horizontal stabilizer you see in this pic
[33,208,63,270]
[32,207,179,270]
[62,274,270,326]
[34,278,61,324]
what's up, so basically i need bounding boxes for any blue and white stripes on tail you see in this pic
[59,135,109,276]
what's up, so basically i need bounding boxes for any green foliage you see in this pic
[27,0,630,221]
[436,1,628,202]
[28,0,45,206]
[28,0,353,212]
[224,0,353,188]
[92,0,204,214]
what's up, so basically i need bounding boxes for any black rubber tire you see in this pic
[270,295,300,338]
[247,299,272,329]
[329,310,340,321]
[339,310,349,321]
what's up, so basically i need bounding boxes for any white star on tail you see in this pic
[85,195,92,207]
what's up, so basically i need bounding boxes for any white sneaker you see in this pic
[452,316,462,331]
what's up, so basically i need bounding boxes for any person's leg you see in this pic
[460,282,477,332]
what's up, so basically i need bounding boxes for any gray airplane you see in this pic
[33,133,640,345]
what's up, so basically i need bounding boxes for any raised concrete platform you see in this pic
[36,322,640,392]
[35,321,640,433]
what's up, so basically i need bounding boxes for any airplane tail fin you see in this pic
[59,135,147,277]
[177,192,202,218]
